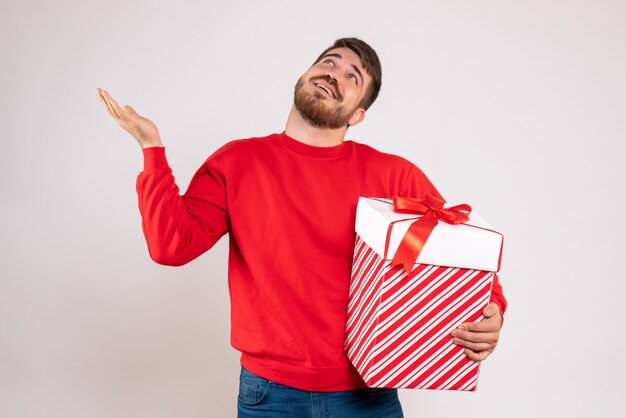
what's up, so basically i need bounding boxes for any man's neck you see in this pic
[284,105,348,147]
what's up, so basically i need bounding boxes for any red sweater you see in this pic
[136,132,507,391]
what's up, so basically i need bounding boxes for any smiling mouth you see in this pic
[313,82,336,99]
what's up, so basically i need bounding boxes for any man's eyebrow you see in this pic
[322,53,342,61]
[321,53,364,85]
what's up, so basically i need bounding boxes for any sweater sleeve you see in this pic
[489,273,507,315]
[403,164,508,317]
[135,147,230,266]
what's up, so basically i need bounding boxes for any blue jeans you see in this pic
[237,367,404,418]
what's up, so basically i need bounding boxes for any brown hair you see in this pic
[313,37,382,111]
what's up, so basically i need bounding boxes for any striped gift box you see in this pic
[344,197,503,391]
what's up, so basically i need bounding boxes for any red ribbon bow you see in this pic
[390,195,472,274]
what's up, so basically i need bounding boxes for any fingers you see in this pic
[464,348,491,362]
[451,321,500,362]
[452,303,502,335]
[451,326,498,345]
[97,88,114,117]
[97,88,117,119]
[96,88,124,120]
[449,303,502,362]
[452,315,500,340]
[124,104,137,116]
[458,314,502,333]
[452,338,492,352]
[108,96,124,119]
[483,302,500,318]
[453,327,496,362]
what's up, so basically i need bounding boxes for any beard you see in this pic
[293,76,353,129]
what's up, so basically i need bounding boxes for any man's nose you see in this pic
[325,72,338,85]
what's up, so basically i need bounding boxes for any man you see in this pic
[97,37,506,417]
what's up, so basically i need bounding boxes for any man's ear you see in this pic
[348,108,366,127]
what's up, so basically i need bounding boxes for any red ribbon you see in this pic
[390,195,472,274]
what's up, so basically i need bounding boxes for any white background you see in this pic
[1,1,625,417]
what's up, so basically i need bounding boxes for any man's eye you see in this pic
[324,59,335,66]
[349,74,357,82]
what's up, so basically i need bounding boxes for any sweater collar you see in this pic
[276,131,351,158]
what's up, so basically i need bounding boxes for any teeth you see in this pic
[316,83,334,98]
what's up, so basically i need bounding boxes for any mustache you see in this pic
[310,75,343,101]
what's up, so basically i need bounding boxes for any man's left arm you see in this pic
[451,273,507,361]
[402,163,508,362]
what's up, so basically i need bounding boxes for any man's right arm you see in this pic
[136,147,229,266]
[97,88,229,265]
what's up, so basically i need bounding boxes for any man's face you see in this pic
[293,47,372,129]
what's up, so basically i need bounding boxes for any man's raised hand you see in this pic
[96,88,163,149]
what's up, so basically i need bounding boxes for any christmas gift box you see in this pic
[344,196,503,391]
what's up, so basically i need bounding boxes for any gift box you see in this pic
[344,196,503,391]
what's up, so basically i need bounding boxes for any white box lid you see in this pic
[355,197,503,272]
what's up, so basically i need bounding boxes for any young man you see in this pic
[97,38,506,418]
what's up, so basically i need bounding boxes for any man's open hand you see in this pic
[451,302,502,362]
[96,88,163,149]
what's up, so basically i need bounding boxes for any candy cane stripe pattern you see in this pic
[344,235,494,391]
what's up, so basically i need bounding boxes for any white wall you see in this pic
[1,0,624,417]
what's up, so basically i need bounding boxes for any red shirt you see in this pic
[136,132,507,391]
